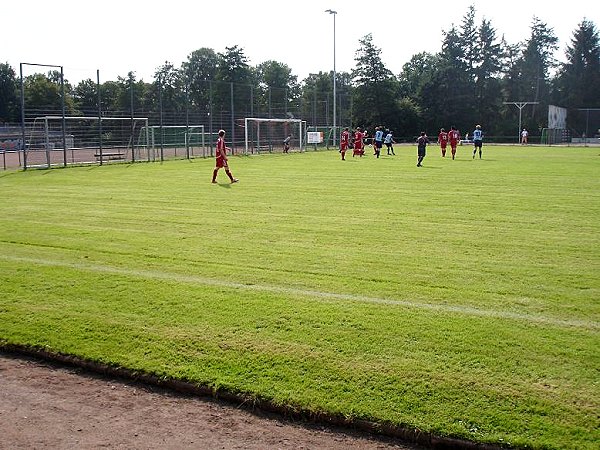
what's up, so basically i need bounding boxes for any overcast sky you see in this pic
[4,0,596,84]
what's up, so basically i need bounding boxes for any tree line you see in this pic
[1,6,599,141]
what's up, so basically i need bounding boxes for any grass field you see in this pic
[1,145,598,449]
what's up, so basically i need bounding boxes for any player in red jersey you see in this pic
[438,128,449,157]
[353,127,365,157]
[212,129,239,184]
[448,126,460,160]
[340,127,349,160]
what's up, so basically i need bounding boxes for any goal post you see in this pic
[139,125,207,160]
[244,118,306,155]
[26,115,149,168]
[540,128,570,145]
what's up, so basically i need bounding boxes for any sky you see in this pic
[3,0,597,84]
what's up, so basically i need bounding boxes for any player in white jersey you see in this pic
[472,125,483,159]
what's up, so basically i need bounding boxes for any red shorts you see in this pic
[216,156,227,168]
[450,141,458,149]
[341,142,348,151]
[440,142,447,149]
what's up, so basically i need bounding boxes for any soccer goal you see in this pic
[139,125,207,160]
[244,118,306,155]
[541,128,570,145]
[25,115,149,168]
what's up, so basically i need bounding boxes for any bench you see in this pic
[94,152,125,161]
[251,145,272,154]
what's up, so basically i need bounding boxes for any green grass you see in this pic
[1,145,598,449]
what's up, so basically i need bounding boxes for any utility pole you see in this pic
[504,102,539,143]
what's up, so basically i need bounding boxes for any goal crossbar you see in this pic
[244,118,305,154]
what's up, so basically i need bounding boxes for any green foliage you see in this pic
[352,34,401,130]
[73,78,99,114]
[0,147,598,449]
[153,61,186,113]
[182,47,219,109]
[211,45,253,116]
[4,8,598,137]
[553,19,600,115]
[23,72,76,114]
[253,60,300,117]
[0,62,19,121]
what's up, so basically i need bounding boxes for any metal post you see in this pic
[97,69,103,165]
[158,79,164,162]
[504,101,538,143]
[44,117,50,168]
[60,66,67,167]
[230,82,235,153]
[185,79,190,159]
[209,81,213,157]
[130,75,135,162]
[20,63,26,170]
[325,9,337,148]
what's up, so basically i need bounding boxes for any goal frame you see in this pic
[142,125,207,159]
[28,115,149,168]
[244,118,305,155]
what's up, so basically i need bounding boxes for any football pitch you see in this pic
[0,145,598,449]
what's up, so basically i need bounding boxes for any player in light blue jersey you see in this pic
[472,125,483,159]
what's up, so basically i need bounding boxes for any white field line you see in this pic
[3,255,598,331]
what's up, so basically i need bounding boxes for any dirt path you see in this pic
[0,353,423,449]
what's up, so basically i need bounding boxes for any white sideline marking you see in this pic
[3,255,598,330]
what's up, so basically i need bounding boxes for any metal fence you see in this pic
[6,64,355,169]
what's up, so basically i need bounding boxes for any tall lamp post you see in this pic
[325,9,337,148]
[504,101,538,143]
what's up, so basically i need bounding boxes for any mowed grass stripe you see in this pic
[2,253,597,331]
[1,146,599,449]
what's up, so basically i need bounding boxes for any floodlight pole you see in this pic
[504,101,538,143]
[325,9,337,148]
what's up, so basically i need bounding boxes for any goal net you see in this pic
[138,125,207,160]
[25,116,149,168]
[244,118,306,154]
[540,128,570,145]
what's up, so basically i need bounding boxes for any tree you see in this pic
[425,26,474,131]
[473,18,504,132]
[398,52,437,100]
[352,33,400,130]
[153,61,186,120]
[73,79,99,115]
[182,48,219,110]
[0,63,19,122]
[554,20,600,114]
[505,17,558,127]
[394,97,423,140]
[299,71,353,129]
[214,46,253,127]
[300,72,335,127]
[458,5,479,74]
[109,72,149,115]
[22,72,76,116]
[254,60,300,118]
